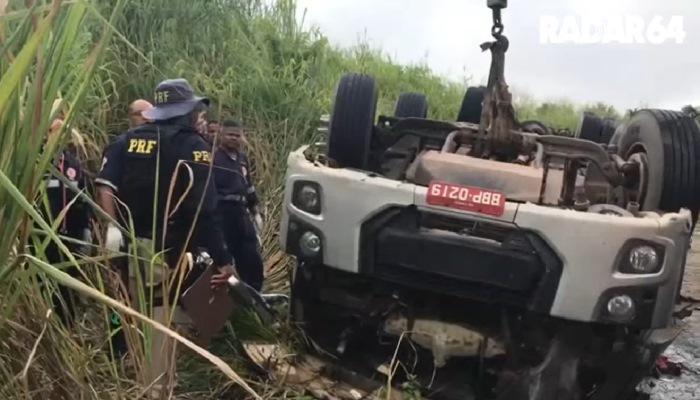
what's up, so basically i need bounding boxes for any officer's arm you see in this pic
[97,187,117,220]
[182,140,231,268]
[95,137,125,221]
[95,136,127,252]
[243,155,260,213]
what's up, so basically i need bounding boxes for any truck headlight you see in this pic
[618,241,664,274]
[606,295,635,321]
[629,246,659,273]
[293,181,321,214]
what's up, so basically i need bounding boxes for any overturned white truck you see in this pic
[278,3,698,399]
[279,76,699,399]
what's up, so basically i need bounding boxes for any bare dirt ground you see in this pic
[647,232,700,400]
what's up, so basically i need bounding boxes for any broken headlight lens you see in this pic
[293,181,321,214]
[618,242,664,274]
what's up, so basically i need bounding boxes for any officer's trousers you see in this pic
[220,203,264,291]
[127,238,193,399]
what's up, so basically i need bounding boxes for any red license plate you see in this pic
[426,181,506,216]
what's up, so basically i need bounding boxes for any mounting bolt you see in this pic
[573,187,590,211]
[627,201,640,215]
[574,199,591,211]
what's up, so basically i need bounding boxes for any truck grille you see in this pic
[359,207,562,313]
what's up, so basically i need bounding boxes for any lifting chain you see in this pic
[473,0,521,160]
[487,0,507,36]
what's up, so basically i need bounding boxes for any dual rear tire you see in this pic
[327,74,429,169]
[327,74,378,169]
[575,112,619,144]
[617,109,700,223]
[394,92,428,118]
[456,86,486,124]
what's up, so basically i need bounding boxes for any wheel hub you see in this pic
[624,151,649,207]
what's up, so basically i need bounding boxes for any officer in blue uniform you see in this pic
[213,119,265,291]
[96,79,233,279]
[95,79,234,394]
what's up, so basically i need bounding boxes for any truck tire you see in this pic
[456,86,485,124]
[617,109,700,223]
[521,120,551,135]
[609,122,626,147]
[575,112,605,143]
[600,118,619,143]
[394,92,428,118]
[328,73,378,169]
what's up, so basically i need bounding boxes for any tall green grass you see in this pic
[0,2,128,398]
[0,1,256,399]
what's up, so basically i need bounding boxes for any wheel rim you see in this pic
[624,150,649,207]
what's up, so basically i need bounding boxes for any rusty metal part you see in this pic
[559,159,580,206]
[475,34,521,160]
[470,1,522,160]
[538,156,550,204]
[624,152,649,206]
[441,130,463,153]
[527,135,625,186]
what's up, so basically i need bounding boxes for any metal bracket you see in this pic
[527,135,625,186]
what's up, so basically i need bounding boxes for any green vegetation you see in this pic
[0,1,622,398]
[516,94,622,133]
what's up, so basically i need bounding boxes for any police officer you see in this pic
[206,119,220,145]
[42,118,90,325]
[95,79,234,397]
[213,119,265,291]
[127,99,153,128]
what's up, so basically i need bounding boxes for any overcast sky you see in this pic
[296,0,700,111]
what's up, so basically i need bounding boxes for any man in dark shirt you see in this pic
[206,119,220,145]
[96,81,233,281]
[95,79,234,395]
[213,119,264,291]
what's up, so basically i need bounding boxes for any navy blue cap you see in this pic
[142,78,209,121]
